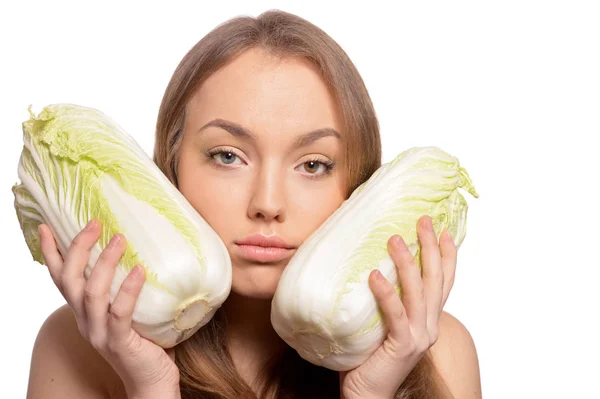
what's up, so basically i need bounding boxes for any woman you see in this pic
[27,10,481,399]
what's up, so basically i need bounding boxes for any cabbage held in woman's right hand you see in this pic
[12,103,233,348]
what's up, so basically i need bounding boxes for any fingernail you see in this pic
[442,228,452,241]
[132,265,146,278]
[84,219,96,231]
[373,269,383,281]
[108,234,121,248]
[392,235,405,249]
[424,216,433,231]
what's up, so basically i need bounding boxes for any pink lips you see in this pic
[236,245,294,262]
[235,234,295,263]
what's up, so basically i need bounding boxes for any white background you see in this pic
[1,1,598,397]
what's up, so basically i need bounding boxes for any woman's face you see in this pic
[177,48,347,299]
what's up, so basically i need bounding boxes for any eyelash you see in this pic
[204,147,336,179]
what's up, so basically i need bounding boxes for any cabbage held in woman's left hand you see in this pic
[271,146,478,371]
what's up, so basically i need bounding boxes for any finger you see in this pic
[417,216,444,329]
[388,235,427,329]
[107,265,146,344]
[38,224,65,291]
[439,228,457,307]
[85,233,126,345]
[166,348,176,362]
[61,219,102,319]
[368,269,412,345]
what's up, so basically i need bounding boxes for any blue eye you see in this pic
[217,151,237,164]
[206,148,243,166]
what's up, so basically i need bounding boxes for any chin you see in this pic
[230,263,285,299]
[232,287,277,300]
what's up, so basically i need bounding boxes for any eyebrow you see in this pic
[197,118,341,148]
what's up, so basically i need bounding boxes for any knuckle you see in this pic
[390,305,406,321]
[98,237,125,263]
[380,281,395,295]
[377,284,398,304]
[403,259,419,275]
[109,304,129,323]
[102,237,119,253]
[84,286,106,303]
[96,251,113,265]
[119,280,138,297]
[418,285,426,301]
[382,337,400,357]
[398,246,414,263]
[70,233,87,248]
[426,265,443,280]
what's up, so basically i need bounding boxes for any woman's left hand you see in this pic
[339,215,457,399]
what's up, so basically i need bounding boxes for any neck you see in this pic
[222,292,287,388]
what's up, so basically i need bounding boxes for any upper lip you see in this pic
[236,234,295,249]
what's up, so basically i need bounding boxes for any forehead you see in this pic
[186,48,343,140]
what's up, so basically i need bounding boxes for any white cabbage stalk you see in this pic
[271,146,479,371]
[12,104,232,348]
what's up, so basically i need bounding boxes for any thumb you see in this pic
[339,370,349,385]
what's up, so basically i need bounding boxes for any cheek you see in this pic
[189,185,244,233]
[177,162,246,238]
[291,186,346,236]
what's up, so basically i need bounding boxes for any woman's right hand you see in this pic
[38,219,181,399]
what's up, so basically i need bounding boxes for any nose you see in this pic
[247,166,286,223]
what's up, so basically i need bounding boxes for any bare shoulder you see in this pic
[27,304,127,399]
[429,311,482,399]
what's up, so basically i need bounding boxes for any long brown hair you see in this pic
[153,9,452,399]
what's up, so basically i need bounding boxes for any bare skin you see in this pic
[27,48,481,398]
